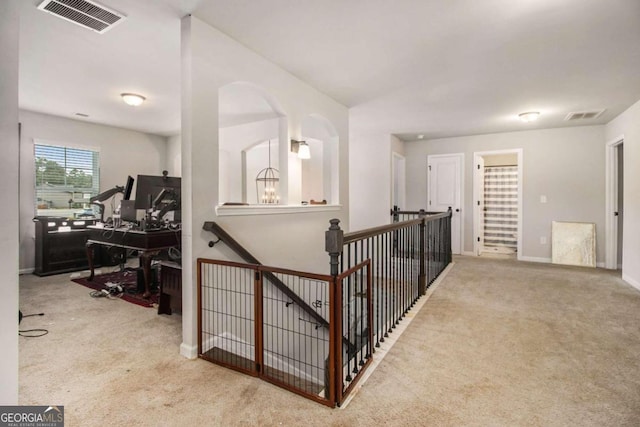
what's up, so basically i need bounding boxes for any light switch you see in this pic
[540,195,547,204]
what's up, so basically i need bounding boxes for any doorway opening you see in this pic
[391,152,406,215]
[605,136,624,270]
[473,149,522,260]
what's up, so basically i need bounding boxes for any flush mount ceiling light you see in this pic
[519,111,540,122]
[121,93,146,106]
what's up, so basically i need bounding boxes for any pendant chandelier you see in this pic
[255,139,279,204]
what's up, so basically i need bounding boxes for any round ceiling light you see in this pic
[519,111,540,122]
[121,93,146,106]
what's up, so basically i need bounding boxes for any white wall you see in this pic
[404,126,606,262]
[181,15,349,358]
[19,110,169,271]
[0,0,20,405]
[349,127,393,230]
[167,134,182,177]
[606,99,640,289]
[301,140,325,202]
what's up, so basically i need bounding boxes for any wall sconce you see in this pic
[291,139,311,159]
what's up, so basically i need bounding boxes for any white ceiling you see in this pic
[18,0,640,140]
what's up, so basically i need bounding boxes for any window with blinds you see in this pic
[34,143,100,217]
[483,165,518,251]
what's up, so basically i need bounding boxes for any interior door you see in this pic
[428,154,463,254]
[474,156,485,255]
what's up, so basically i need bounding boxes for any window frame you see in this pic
[33,140,100,218]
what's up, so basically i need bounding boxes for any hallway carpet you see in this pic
[19,257,640,426]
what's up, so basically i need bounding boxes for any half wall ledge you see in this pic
[215,204,342,216]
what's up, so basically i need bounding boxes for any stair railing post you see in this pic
[418,209,427,295]
[391,205,399,223]
[326,219,344,278]
[325,218,344,405]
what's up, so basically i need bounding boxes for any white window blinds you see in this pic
[34,143,100,215]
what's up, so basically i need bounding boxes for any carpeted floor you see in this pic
[18,256,640,426]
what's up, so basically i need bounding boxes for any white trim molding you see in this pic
[622,274,640,292]
[180,342,198,359]
[519,256,552,264]
[605,135,624,269]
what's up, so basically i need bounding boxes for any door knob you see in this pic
[455,208,460,212]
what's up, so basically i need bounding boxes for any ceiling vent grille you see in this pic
[37,0,126,34]
[564,110,605,121]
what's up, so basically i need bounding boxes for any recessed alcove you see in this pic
[217,82,340,213]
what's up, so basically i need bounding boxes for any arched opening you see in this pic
[218,82,287,205]
[299,114,339,205]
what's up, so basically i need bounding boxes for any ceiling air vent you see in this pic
[564,110,605,121]
[37,0,126,34]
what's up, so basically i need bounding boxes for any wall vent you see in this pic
[37,0,126,34]
[564,110,605,121]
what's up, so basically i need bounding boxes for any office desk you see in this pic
[85,227,181,298]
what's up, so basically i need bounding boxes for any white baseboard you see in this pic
[180,342,198,359]
[596,262,605,268]
[518,256,552,264]
[622,273,640,292]
[19,268,35,275]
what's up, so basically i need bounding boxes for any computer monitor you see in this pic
[134,174,181,220]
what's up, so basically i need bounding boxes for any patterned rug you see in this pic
[71,269,159,308]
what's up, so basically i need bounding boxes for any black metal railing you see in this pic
[326,209,452,349]
[199,211,451,407]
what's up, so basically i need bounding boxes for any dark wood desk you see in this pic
[85,226,181,298]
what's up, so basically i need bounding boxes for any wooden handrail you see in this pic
[202,221,329,328]
[344,210,451,245]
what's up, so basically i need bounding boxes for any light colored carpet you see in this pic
[19,257,640,426]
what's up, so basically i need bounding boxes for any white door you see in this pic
[428,154,463,254]
[473,155,485,255]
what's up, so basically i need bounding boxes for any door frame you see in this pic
[427,153,464,255]
[605,135,624,269]
[391,152,406,211]
[472,149,523,260]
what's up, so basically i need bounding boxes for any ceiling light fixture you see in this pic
[519,111,540,122]
[121,93,146,106]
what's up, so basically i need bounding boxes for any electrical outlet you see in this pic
[540,236,547,245]
[540,195,547,203]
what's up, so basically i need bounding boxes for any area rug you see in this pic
[71,269,159,308]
